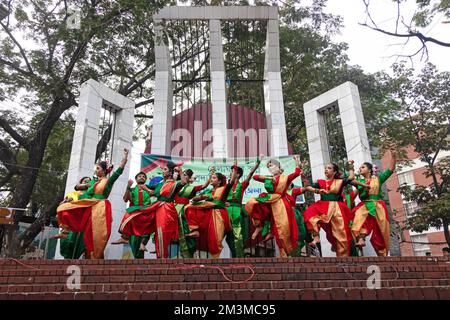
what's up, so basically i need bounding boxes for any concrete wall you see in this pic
[304,82,375,257]
[55,79,134,259]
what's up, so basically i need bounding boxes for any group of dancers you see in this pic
[54,148,397,260]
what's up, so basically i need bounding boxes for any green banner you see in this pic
[140,154,304,204]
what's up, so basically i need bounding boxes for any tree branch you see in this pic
[135,99,154,109]
[134,114,153,119]
[0,172,14,189]
[29,0,63,76]
[62,4,132,85]
[395,0,400,34]
[0,116,29,149]
[431,125,450,166]
[0,58,34,77]
[0,21,35,76]
[119,58,154,95]
[121,69,155,96]
[359,23,450,47]
[0,139,21,174]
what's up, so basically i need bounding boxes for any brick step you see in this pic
[1,260,448,272]
[2,257,449,300]
[1,269,449,284]
[1,263,448,275]
[1,286,449,300]
[3,263,448,272]
[2,278,450,294]
[1,257,448,268]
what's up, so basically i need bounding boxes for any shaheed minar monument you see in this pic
[2,5,447,303]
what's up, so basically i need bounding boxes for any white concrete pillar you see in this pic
[209,19,228,158]
[264,19,288,156]
[337,82,372,166]
[63,80,102,198]
[151,20,173,155]
[103,98,135,259]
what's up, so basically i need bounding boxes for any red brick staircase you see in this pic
[0,256,449,300]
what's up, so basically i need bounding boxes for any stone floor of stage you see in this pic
[0,256,449,300]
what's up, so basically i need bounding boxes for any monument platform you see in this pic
[0,256,449,300]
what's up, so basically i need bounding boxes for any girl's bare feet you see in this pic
[252,226,263,240]
[309,235,320,247]
[52,232,69,239]
[263,232,273,242]
[111,237,129,245]
[355,237,366,248]
[186,230,200,238]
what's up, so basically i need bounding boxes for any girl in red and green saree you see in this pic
[286,183,308,256]
[256,182,308,256]
[351,150,397,256]
[341,188,362,257]
[173,169,210,258]
[225,159,261,258]
[54,148,129,259]
[111,172,154,259]
[112,163,187,258]
[64,177,93,203]
[244,155,302,257]
[59,176,92,259]
[302,161,356,257]
[184,164,239,259]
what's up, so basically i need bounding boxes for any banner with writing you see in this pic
[140,154,304,204]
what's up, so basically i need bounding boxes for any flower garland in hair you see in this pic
[104,159,114,175]
[173,166,181,180]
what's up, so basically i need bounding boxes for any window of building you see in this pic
[398,171,414,186]
[404,202,419,218]
[410,234,431,256]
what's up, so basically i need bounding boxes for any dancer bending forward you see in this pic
[244,155,302,257]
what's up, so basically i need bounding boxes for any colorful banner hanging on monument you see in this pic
[140,154,304,204]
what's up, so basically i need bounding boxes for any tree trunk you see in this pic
[443,219,450,248]
[2,231,22,258]
[4,101,68,257]
[0,172,14,189]
[5,157,42,257]
[18,189,64,252]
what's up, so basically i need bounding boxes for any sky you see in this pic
[324,0,450,73]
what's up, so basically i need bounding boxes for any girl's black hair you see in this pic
[98,161,107,172]
[185,169,194,178]
[166,162,176,174]
[363,162,374,175]
[331,163,341,179]
[215,172,227,186]
[97,161,113,174]
[75,176,91,191]
[135,171,147,180]
[79,176,91,183]
[231,166,243,178]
